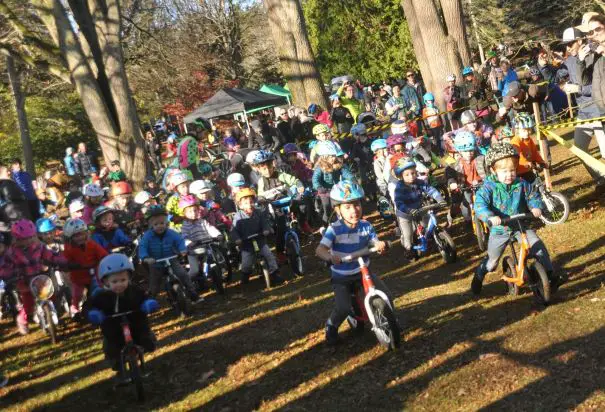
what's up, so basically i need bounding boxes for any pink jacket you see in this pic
[0,242,68,284]
[315,111,333,128]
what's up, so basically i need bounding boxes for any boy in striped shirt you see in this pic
[315,181,392,345]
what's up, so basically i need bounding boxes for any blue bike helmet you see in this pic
[393,157,417,176]
[251,149,275,165]
[36,218,56,234]
[423,92,435,103]
[370,138,388,153]
[330,180,365,206]
[98,253,134,282]
[351,123,367,136]
[283,143,300,155]
[453,131,477,152]
[315,140,344,157]
[462,66,474,76]
[308,103,318,115]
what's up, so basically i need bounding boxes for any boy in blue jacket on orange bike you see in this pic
[471,143,560,295]
[315,181,391,345]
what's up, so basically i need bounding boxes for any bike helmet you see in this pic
[69,199,85,214]
[391,120,408,135]
[529,67,541,77]
[386,134,405,149]
[63,218,87,239]
[197,161,213,176]
[462,66,474,76]
[98,253,134,281]
[235,187,256,203]
[486,50,497,59]
[36,218,56,234]
[460,110,477,125]
[453,131,477,152]
[283,143,300,155]
[178,136,199,169]
[223,136,238,150]
[170,172,190,188]
[329,180,365,206]
[178,194,199,209]
[92,206,114,222]
[423,92,435,103]
[495,126,514,141]
[446,74,456,82]
[225,173,246,188]
[312,123,331,136]
[371,138,388,153]
[145,204,168,220]
[245,150,259,165]
[308,103,319,115]
[485,142,519,167]
[12,219,36,240]
[514,112,535,129]
[393,157,417,176]
[416,161,430,180]
[111,181,132,197]
[251,150,275,165]
[315,140,344,157]
[351,123,367,136]
[83,183,104,198]
[134,191,152,205]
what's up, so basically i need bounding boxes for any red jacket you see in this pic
[63,240,108,286]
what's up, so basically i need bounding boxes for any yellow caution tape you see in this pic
[540,128,605,174]
[541,116,605,130]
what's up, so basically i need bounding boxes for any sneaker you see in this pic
[17,322,29,335]
[113,370,132,387]
[325,324,339,345]
[270,271,285,285]
[276,252,288,266]
[189,292,204,305]
[0,374,8,388]
[240,272,250,285]
[300,221,314,235]
[471,273,483,295]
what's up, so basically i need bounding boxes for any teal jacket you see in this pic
[474,175,542,234]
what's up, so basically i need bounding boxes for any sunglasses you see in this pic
[406,74,414,78]
[588,26,604,36]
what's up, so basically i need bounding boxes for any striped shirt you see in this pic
[181,219,221,248]
[320,219,377,277]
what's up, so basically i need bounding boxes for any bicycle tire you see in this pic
[173,283,192,316]
[43,304,58,345]
[528,261,551,306]
[126,352,145,402]
[260,259,271,289]
[474,215,488,252]
[502,256,519,296]
[539,191,570,225]
[369,296,400,350]
[286,237,304,276]
[214,246,233,283]
[434,229,457,264]
[209,266,225,295]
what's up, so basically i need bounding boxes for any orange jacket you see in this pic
[511,135,545,175]
[63,240,108,286]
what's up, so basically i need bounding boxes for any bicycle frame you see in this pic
[271,199,302,257]
[357,257,394,328]
[502,229,530,287]
[413,211,438,253]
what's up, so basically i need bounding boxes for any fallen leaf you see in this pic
[479,353,499,360]
[590,298,601,302]
[457,388,467,396]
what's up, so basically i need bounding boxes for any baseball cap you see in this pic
[561,27,584,44]
[506,81,521,97]
[576,12,600,33]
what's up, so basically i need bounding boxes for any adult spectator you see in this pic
[74,142,95,179]
[10,158,40,221]
[329,95,354,133]
[537,49,557,84]
[144,131,161,173]
[497,58,519,98]
[479,50,501,92]
[402,70,424,120]
[308,104,333,128]
[497,81,547,121]
[0,165,31,230]
[336,80,364,122]
[63,147,76,176]
[385,84,407,120]
[276,108,295,144]
[443,74,464,129]
[461,67,493,121]
[574,13,605,189]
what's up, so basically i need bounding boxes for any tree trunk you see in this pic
[263,0,327,108]
[6,55,35,177]
[440,0,472,65]
[401,0,434,95]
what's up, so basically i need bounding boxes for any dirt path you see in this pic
[1,139,604,411]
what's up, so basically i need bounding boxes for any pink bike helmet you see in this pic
[386,134,405,152]
[12,219,36,239]
[178,194,199,209]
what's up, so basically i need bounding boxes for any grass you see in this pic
[1,135,604,411]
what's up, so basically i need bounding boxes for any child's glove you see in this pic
[140,299,160,314]
[88,309,106,325]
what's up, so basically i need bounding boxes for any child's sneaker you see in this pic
[240,272,251,285]
[471,272,483,295]
[270,271,285,285]
[189,292,204,305]
[325,324,339,345]
[0,374,8,388]
[17,321,29,335]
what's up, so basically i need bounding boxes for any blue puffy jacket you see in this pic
[91,228,131,252]
[138,228,186,267]
[312,165,355,192]
[394,179,443,216]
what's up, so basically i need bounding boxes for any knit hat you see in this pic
[485,142,519,167]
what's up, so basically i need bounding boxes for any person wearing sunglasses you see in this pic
[576,13,605,192]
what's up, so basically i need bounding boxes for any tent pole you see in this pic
[183,119,188,134]
[243,109,251,131]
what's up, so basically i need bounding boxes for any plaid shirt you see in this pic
[0,242,68,280]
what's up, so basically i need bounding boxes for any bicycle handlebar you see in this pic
[416,203,446,214]
[487,213,533,227]
[154,255,180,265]
[339,241,394,263]
[107,310,134,319]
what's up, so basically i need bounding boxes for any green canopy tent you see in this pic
[259,84,292,105]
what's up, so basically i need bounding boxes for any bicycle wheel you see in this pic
[260,259,272,289]
[473,215,488,252]
[214,246,233,283]
[286,237,304,276]
[125,352,145,402]
[43,304,58,345]
[539,191,569,225]
[527,261,551,306]
[368,296,400,350]
[501,256,519,296]
[209,266,225,295]
[173,283,192,316]
[434,229,457,264]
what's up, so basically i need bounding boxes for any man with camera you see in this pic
[571,12,605,189]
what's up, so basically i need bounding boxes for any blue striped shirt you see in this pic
[320,219,378,277]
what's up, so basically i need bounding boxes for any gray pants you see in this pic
[476,229,553,280]
[187,255,200,278]
[240,244,278,274]
[574,121,605,183]
[328,274,393,328]
[397,215,414,250]
[149,260,195,296]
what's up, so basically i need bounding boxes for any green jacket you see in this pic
[337,85,364,122]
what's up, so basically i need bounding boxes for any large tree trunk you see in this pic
[6,55,35,177]
[401,0,434,94]
[264,0,327,108]
[440,0,472,65]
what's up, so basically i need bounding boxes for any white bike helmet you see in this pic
[226,173,246,188]
[134,191,152,205]
[245,150,260,165]
[189,180,213,195]
[69,199,85,214]
[63,218,87,238]
[83,183,104,198]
